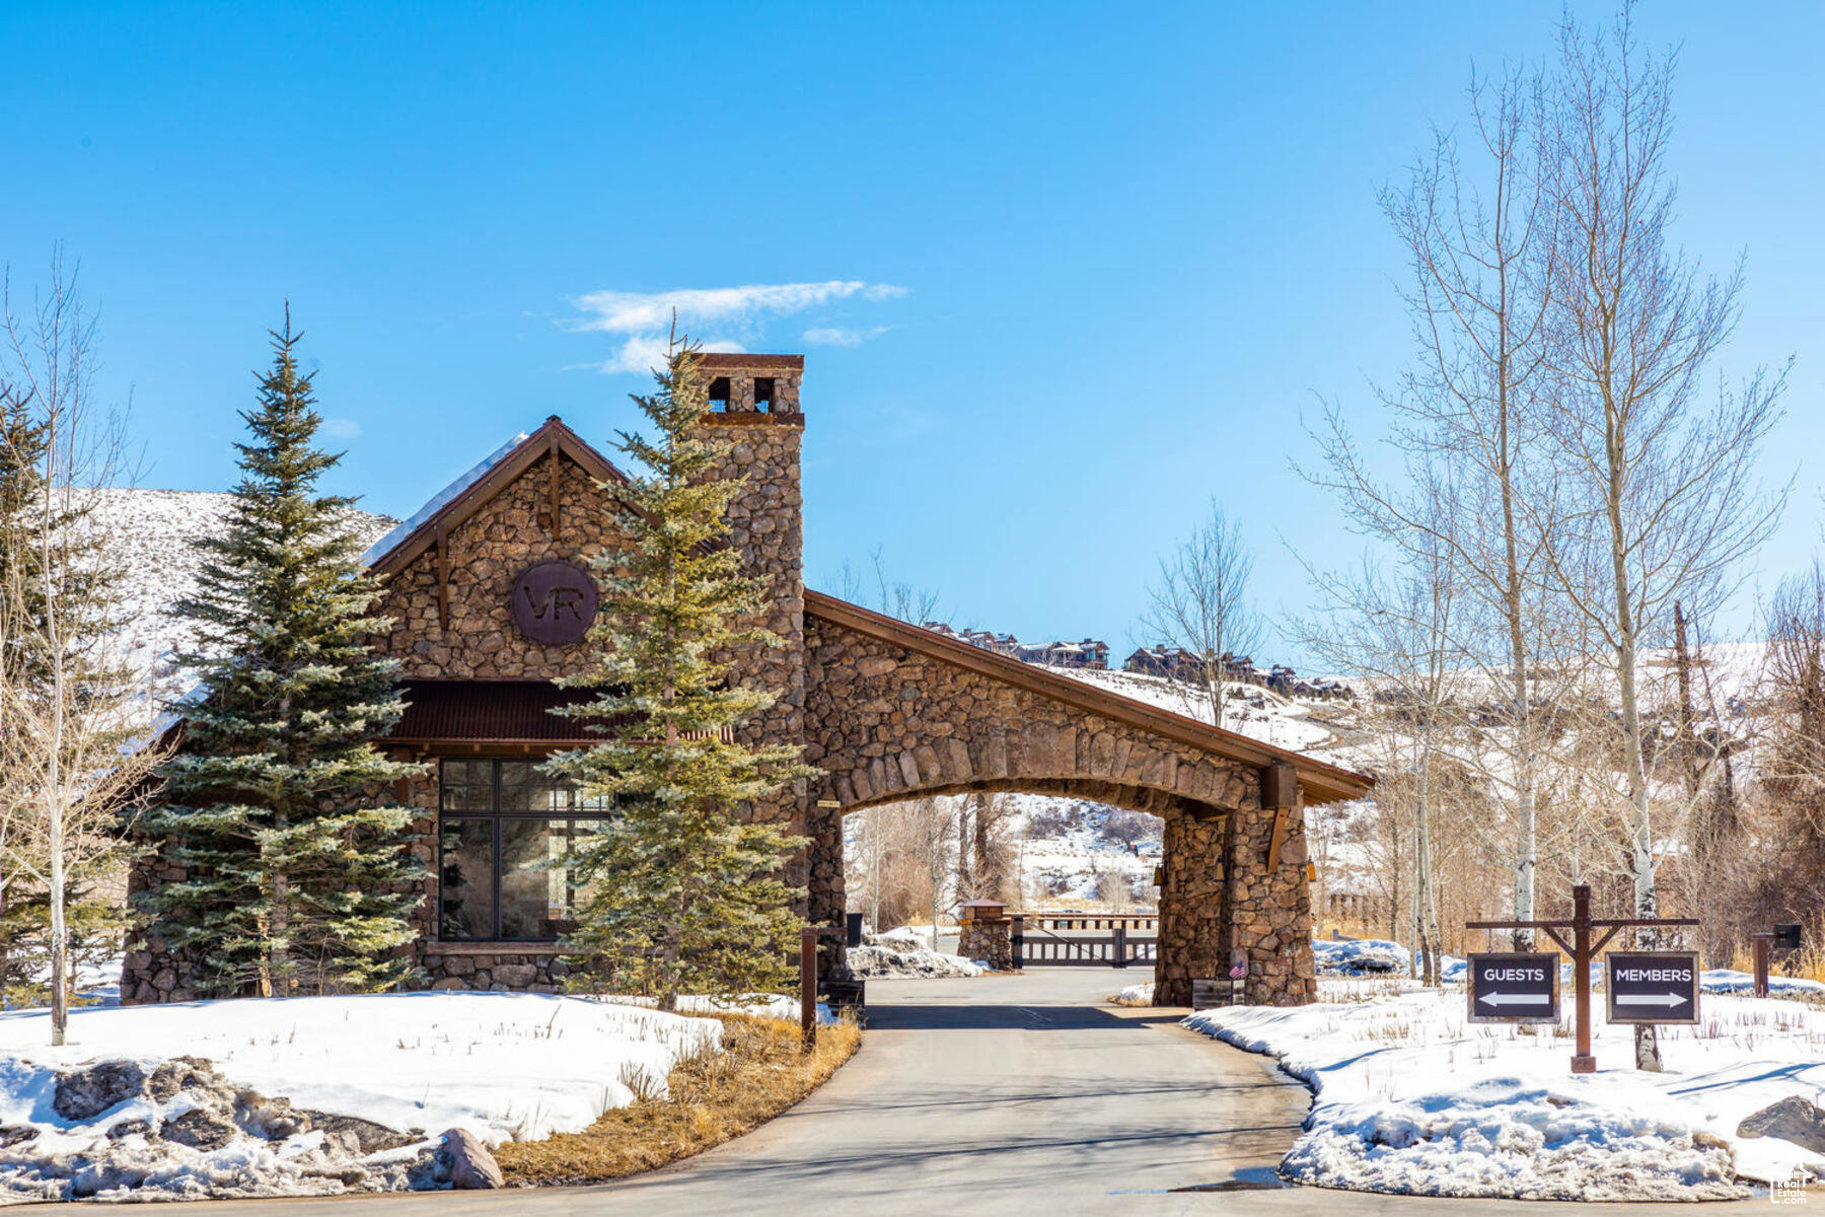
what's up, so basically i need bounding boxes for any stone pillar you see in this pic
[1227,792,1317,1005]
[687,355,820,910]
[957,901,1013,971]
[1154,808,1230,1006]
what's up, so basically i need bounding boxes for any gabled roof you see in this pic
[804,590,1374,805]
[365,416,631,577]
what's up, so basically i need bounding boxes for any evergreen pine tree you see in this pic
[143,312,422,997]
[549,340,815,1011]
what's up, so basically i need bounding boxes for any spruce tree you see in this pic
[143,312,421,998]
[549,340,814,1011]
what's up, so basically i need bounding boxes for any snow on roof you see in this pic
[360,431,531,567]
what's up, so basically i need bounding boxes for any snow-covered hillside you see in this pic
[1058,667,1349,761]
[89,488,394,712]
[1004,793,1160,905]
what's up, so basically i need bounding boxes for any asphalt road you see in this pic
[198,969,1756,1216]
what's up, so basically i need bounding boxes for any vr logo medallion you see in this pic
[510,560,599,645]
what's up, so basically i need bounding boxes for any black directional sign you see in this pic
[1606,951,1701,1026]
[1467,952,1560,1024]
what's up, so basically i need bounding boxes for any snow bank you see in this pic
[1312,938,1409,975]
[1702,969,1825,997]
[1110,982,1154,1006]
[0,992,718,1146]
[847,928,983,979]
[1186,987,1825,1199]
[0,991,726,1200]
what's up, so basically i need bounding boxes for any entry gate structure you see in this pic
[1012,913,1157,968]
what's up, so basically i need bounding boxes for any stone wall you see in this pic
[958,917,1013,971]
[686,359,812,904]
[375,452,625,681]
[1227,795,1317,1005]
[800,610,1318,1006]
[801,611,1259,926]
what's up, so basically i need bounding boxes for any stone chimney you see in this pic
[690,354,807,824]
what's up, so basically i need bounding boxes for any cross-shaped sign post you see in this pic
[1468,884,1699,1073]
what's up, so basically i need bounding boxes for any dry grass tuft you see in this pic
[496,1014,861,1186]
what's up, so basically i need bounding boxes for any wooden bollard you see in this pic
[800,926,818,1051]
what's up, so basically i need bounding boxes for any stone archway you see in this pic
[798,592,1370,1006]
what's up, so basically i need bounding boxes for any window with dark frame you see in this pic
[436,759,613,942]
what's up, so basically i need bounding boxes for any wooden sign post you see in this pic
[1468,884,1698,1073]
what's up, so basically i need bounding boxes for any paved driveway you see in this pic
[201,969,1753,1216]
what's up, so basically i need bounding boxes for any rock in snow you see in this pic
[1739,1096,1825,1156]
[436,1128,504,1189]
[53,1060,147,1121]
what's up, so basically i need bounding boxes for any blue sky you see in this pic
[3,2,1819,664]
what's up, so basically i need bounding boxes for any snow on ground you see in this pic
[0,992,718,1143]
[847,928,983,979]
[1186,984,1825,1200]
[1311,938,1416,976]
[1110,982,1154,1007]
[0,991,724,1201]
[1703,969,1825,997]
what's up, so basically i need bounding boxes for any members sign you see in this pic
[1606,951,1701,1026]
[1467,952,1559,1024]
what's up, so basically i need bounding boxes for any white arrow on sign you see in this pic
[1618,992,1688,1007]
[1480,993,1551,1006]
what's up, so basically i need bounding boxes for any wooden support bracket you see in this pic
[1267,807,1290,870]
[547,435,562,539]
[435,527,452,632]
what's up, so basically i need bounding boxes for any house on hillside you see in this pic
[924,624,1109,670]
[1016,639,1109,669]
[923,623,1019,656]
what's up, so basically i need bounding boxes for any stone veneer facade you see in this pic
[122,353,1343,1007]
[797,602,1318,1005]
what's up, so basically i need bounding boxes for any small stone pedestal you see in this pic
[958,898,1014,971]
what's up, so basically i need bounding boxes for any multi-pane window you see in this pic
[437,759,613,942]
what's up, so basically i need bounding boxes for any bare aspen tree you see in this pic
[1753,563,1825,932]
[0,257,158,1044]
[1308,61,1576,949]
[1294,527,1467,985]
[1142,501,1264,729]
[1537,9,1787,1069]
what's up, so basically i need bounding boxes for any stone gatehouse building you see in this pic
[123,353,1371,1007]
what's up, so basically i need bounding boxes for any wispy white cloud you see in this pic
[803,325,891,347]
[564,280,907,374]
[573,335,746,377]
[321,418,362,439]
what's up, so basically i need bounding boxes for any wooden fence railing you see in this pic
[1021,912,1158,932]
[1011,916,1156,969]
